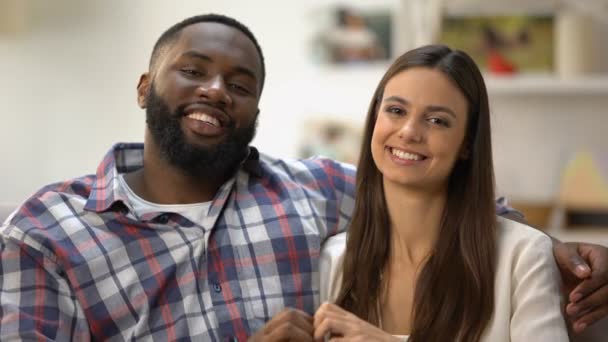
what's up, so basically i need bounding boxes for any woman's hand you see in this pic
[313,302,402,341]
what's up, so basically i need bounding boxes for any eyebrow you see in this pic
[383,95,457,119]
[180,50,258,83]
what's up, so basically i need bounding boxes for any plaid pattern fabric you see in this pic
[0,143,356,341]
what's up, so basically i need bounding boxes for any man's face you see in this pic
[138,22,262,178]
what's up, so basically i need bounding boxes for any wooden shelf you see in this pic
[485,74,608,96]
[547,226,608,247]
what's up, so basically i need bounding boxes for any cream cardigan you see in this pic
[319,217,569,341]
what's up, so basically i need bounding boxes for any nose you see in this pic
[195,75,232,107]
[397,117,424,143]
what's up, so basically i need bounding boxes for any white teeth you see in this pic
[391,148,422,161]
[187,113,220,127]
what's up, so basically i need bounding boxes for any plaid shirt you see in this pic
[0,143,514,341]
[0,143,356,341]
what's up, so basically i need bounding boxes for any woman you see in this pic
[316,45,568,341]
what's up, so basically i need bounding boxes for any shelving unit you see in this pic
[548,226,608,246]
[485,74,608,96]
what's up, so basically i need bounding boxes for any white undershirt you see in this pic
[118,174,212,227]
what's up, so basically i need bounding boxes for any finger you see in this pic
[314,314,351,340]
[314,310,346,333]
[568,243,608,303]
[567,284,608,317]
[315,302,346,315]
[566,301,596,321]
[571,305,608,334]
[314,303,347,328]
[328,337,346,342]
[266,320,314,342]
[569,272,608,303]
[265,308,313,335]
[554,242,591,280]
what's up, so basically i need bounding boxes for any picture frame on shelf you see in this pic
[309,5,393,66]
[297,118,362,165]
[439,14,554,75]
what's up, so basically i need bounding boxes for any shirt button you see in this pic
[213,283,222,293]
[157,214,170,224]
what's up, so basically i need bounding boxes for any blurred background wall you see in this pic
[1,0,607,214]
[0,0,394,203]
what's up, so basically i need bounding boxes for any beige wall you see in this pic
[0,0,606,205]
[491,94,608,202]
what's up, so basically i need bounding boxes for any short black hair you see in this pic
[149,14,266,92]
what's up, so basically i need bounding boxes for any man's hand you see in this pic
[248,308,314,342]
[313,303,399,341]
[553,241,608,333]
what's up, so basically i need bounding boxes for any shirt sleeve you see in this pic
[495,196,524,218]
[0,234,90,340]
[325,160,356,237]
[510,232,570,341]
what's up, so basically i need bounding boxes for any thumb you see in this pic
[554,241,591,279]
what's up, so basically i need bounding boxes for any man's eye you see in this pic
[181,69,202,77]
[229,83,251,94]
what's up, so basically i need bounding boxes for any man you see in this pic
[0,14,606,341]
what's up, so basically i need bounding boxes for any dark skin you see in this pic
[556,242,608,333]
[127,22,262,204]
[127,22,310,341]
[125,22,607,338]
[507,212,608,333]
[248,309,315,342]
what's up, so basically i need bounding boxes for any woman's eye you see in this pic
[429,117,450,127]
[386,106,404,115]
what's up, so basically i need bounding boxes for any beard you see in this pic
[145,84,257,179]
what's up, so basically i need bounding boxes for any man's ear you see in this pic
[137,73,150,109]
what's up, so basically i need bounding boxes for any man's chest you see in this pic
[65,210,324,340]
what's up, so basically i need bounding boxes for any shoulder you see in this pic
[257,153,356,194]
[1,175,95,251]
[494,219,569,339]
[258,153,356,179]
[496,216,553,258]
[321,232,348,260]
[495,216,559,286]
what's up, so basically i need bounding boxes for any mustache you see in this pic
[145,84,236,129]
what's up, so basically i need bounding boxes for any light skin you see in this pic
[314,303,401,342]
[314,68,608,339]
[119,20,606,339]
[375,67,469,335]
[315,67,470,339]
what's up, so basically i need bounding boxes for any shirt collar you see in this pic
[84,143,262,213]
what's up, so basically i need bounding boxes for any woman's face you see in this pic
[371,67,469,193]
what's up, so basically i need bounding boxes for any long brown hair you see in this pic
[335,45,497,342]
